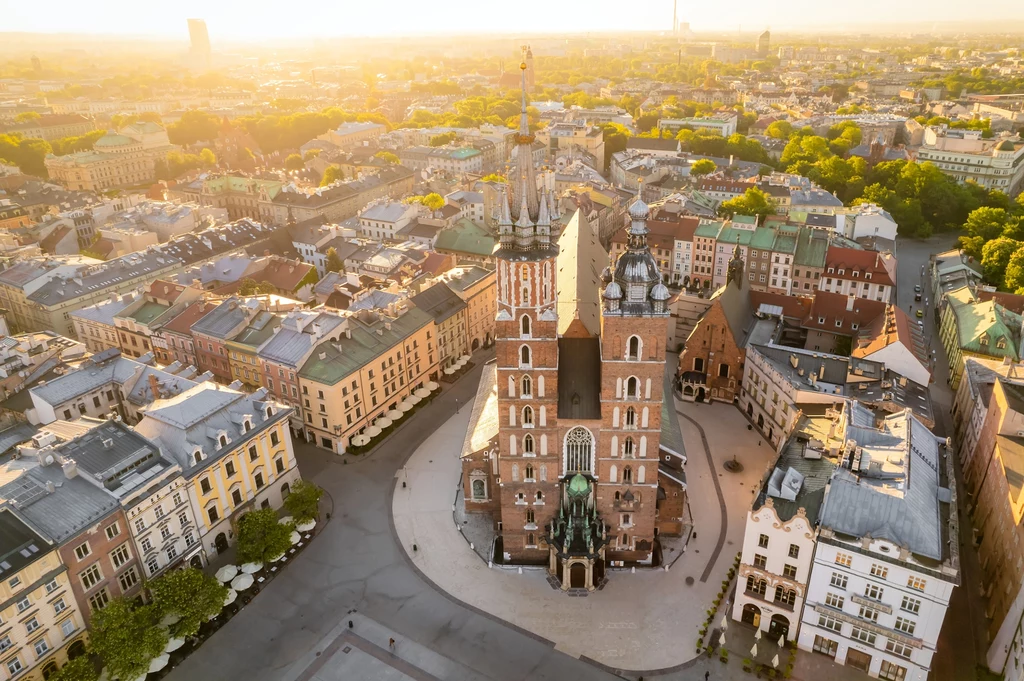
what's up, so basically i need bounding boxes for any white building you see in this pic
[798,407,959,681]
[658,114,738,137]
[839,204,899,243]
[358,201,422,242]
[916,126,1024,197]
[851,305,932,388]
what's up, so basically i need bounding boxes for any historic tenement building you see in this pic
[461,57,684,592]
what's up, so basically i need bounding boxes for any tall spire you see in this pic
[519,53,530,137]
[506,45,540,230]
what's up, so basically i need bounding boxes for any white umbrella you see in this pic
[460,354,470,361]
[426,381,439,391]
[297,519,316,532]
[399,401,414,412]
[754,629,762,641]
[366,425,382,437]
[443,367,455,375]
[268,551,285,563]
[387,409,402,420]
[720,615,728,631]
[778,634,785,647]
[351,435,369,447]
[376,417,393,428]
[223,589,237,606]
[148,654,170,673]
[772,654,780,669]
[159,612,181,627]
[290,530,301,545]
[215,565,239,583]
[750,643,758,657]
[231,573,254,591]
[164,637,185,653]
[718,631,726,646]
[278,515,294,526]
[241,562,263,574]
[276,551,288,562]
[413,389,429,399]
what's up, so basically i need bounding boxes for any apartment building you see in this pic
[315,121,386,150]
[169,175,283,223]
[150,299,216,368]
[298,307,435,454]
[0,257,102,335]
[916,127,1024,197]
[435,266,496,351]
[191,297,263,383]
[113,280,201,360]
[610,213,700,286]
[359,201,422,242]
[939,286,1023,389]
[397,146,484,175]
[410,284,469,371]
[3,114,92,141]
[135,385,298,560]
[263,166,414,227]
[225,310,282,391]
[819,247,895,303]
[658,114,738,137]
[535,122,606,165]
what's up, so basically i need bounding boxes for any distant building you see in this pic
[658,114,738,138]
[187,18,211,68]
[756,30,771,58]
[2,114,93,142]
[916,127,1024,197]
[44,122,178,192]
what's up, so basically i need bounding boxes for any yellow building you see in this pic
[298,307,437,454]
[0,511,87,681]
[134,385,301,561]
[225,311,283,392]
[410,282,470,371]
[44,122,177,192]
[435,266,496,351]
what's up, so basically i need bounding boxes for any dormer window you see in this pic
[981,334,990,347]
[265,406,273,419]
[193,450,203,464]
[865,272,872,280]
[997,336,1007,349]
[243,419,252,433]
[219,434,228,448]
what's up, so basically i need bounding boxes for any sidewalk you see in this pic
[391,392,772,672]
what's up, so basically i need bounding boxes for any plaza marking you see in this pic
[677,408,728,583]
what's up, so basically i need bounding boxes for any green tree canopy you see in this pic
[284,480,325,523]
[47,655,98,681]
[90,598,167,681]
[981,237,1022,288]
[429,131,457,147]
[964,206,1013,242]
[374,151,399,164]
[284,153,305,171]
[14,111,41,123]
[237,508,294,563]
[765,121,793,139]
[480,173,507,183]
[320,165,345,187]
[237,278,277,295]
[690,158,717,177]
[718,187,774,220]
[324,247,344,274]
[150,567,228,638]
[199,147,217,166]
[167,110,222,146]
[408,193,445,212]
[1005,246,1024,294]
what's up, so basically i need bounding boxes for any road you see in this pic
[892,235,989,681]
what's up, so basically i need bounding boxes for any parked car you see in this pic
[914,284,922,293]
[916,309,923,318]
[915,293,922,302]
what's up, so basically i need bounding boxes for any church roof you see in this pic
[557,337,602,420]
[556,210,606,337]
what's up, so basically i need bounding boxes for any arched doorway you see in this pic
[741,603,761,628]
[569,563,586,589]
[215,532,229,554]
[696,387,706,402]
[42,662,58,680]
[747,403,754,416]
[190,554,204,569]
[769,613,790,641]
[757,414,765,428]
[472,338,480,351]
[683,385,694,397]
[67,640,86,659]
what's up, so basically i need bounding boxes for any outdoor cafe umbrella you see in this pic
[426,381,439,391]
[772,654,780,669]
[241,562,262,574]
[718,631,726,646]
[215,565,238,583]
[460,354,470,361]
[231,573,254,591]
[443,367,455,376]
[750,643,758,657]
[413,388,430,399]
[376,417,393,429]
[148,654,170,673]
[778,634,785,647]
[720,615,728,631]
[164,637,185,653]
[366,425,382,438]
[399,401,414,412]
[290,530,301,545]
[387,409,402,420]
[222,589,237,606]
[296,519,316,532]
[754,629,762,641]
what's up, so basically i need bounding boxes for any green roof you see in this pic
[732,215,757,226]
[568,473,589,497]
[298,307,433,386]
[794,227,828,268]
[129,301,170,325]
[434,218,497,258]
[948,287,1022,358]
[748,226,777,249]
[94,133,135,148]
[694,221,725,238]
[227,311,282,352]
[717,226,753,246]
[772,231,797,254]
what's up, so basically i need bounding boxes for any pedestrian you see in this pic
[389,637,395,650]
[705,672,710,681]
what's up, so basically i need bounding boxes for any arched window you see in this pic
[521,315,531,337]
[539,464,547,481]
[520,345,531,366]
[522,406,534,425]
[511,464,520,481]
[526,509,535,523]
[521,375,532,396]
[614,491,621,501]
[265,406,273,418]
[193,450,202,464]
[525,465,534,481]
[638,465,646,484]
[523,434,535,454]
[472,479,486,499]
[623,466,633,483]
[218,434,228,448]
[623,437,635,458]
[625,407,636,428]
[527,533,535,546]
[626,377,639,399]
[627,335,641,360]
[243,419,252,433]
[610,464,618,482]
[536,490,543,501]
[565,427,593,474]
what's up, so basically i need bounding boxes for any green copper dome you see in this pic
[568,473,589,497]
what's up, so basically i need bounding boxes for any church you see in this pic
[460,58,687,592]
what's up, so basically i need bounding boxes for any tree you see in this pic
[324,247,344,274]
[237,508,293,564]
[48,656,98,681]
[149,567,228,639]
[237,278,278,295]
[90,598,167,681]
[597,122,631,169]
[690,159,717,177]
[1005,246,1024,294]
[429,132,457,147]
[409,193,445,212]
[964,207,1012,242]
[199,147,217,166]
[765,121,793,139]
[320,165,345,187]
[167,110,221,146]
[14,112,41,123]
[718,187,774,220]
[284,480,324,523]
[480,173,507,183]
[981,237,1022,288]
[284,153,305,171]
[374,151,399,164]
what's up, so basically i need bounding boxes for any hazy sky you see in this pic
[2,0,1023,38]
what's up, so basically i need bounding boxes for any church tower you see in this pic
[598,189,671,565]
[494,48,562,563]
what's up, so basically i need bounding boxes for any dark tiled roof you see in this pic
[557,337,601,420]
[410,283,467,323]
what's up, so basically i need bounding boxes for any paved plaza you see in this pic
[392,391,771,673]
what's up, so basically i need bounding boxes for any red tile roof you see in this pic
[749,290,812,319]
[162,300,217,335]
[610,215,700,251]
[977,290,1024,316]
[802,290,886,336]
[825,246,895,287]
[852,304,931,368]
[251,257,315,292]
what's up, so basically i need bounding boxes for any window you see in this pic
[110,545,130,569]
[0,635,11,652]
[859,605,880,622]
[758,534,769,549]
[140,537,152,552]
[885,640,913,659]
[25,618,39,634]
[60,618,76,638]
[218,434,228,448]
[44,579,58,594]
[900,596,921,614]
[894,617,916,635]
[522,434,534,454]
[520,346,531,366]
[225,461,236,477]
[870,563,888,579]
[626,377,639,398]
[627,336,641,360]
[880,660,908,681]
[850,626,876,645]
[522,406,533,425]
[88,588,110,611]
[80,565,102,590]
[818,614,842,632]
[53,598,66,615]
[7,576,19,589]
[521,375,532,396]
[907,576,926,591]
[271,431,280,447]
[825,592,844,609]
[521,315,531,336]
[232,489,243,506]
[105,522,120,540]
[200,478,212,494]
[830,572,848,589]
[249,445,258,461]
[276,458,285,474]
[166,546,177,561]
[7,658,21,676]
[835,552,852,567]
[783,564,798,579]
[864,583,883,600]
[135,518,145,533]
[255,472,265,489]
[74,542,91,561]
[154,505,164,519]
[753,554,767,569]
[208,506,219,523]
[33,638,48,657]
[147,558,159,575]
[788,544,800,559]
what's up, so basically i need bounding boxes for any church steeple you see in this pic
[505,45,541,240]
[606,185,669,315]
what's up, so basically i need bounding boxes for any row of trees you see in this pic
[52,482,323,681]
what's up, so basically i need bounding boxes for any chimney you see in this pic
[819,363,825,379]
[789,354,798,368]
[846,294,855,312]
[62,460,78,479]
